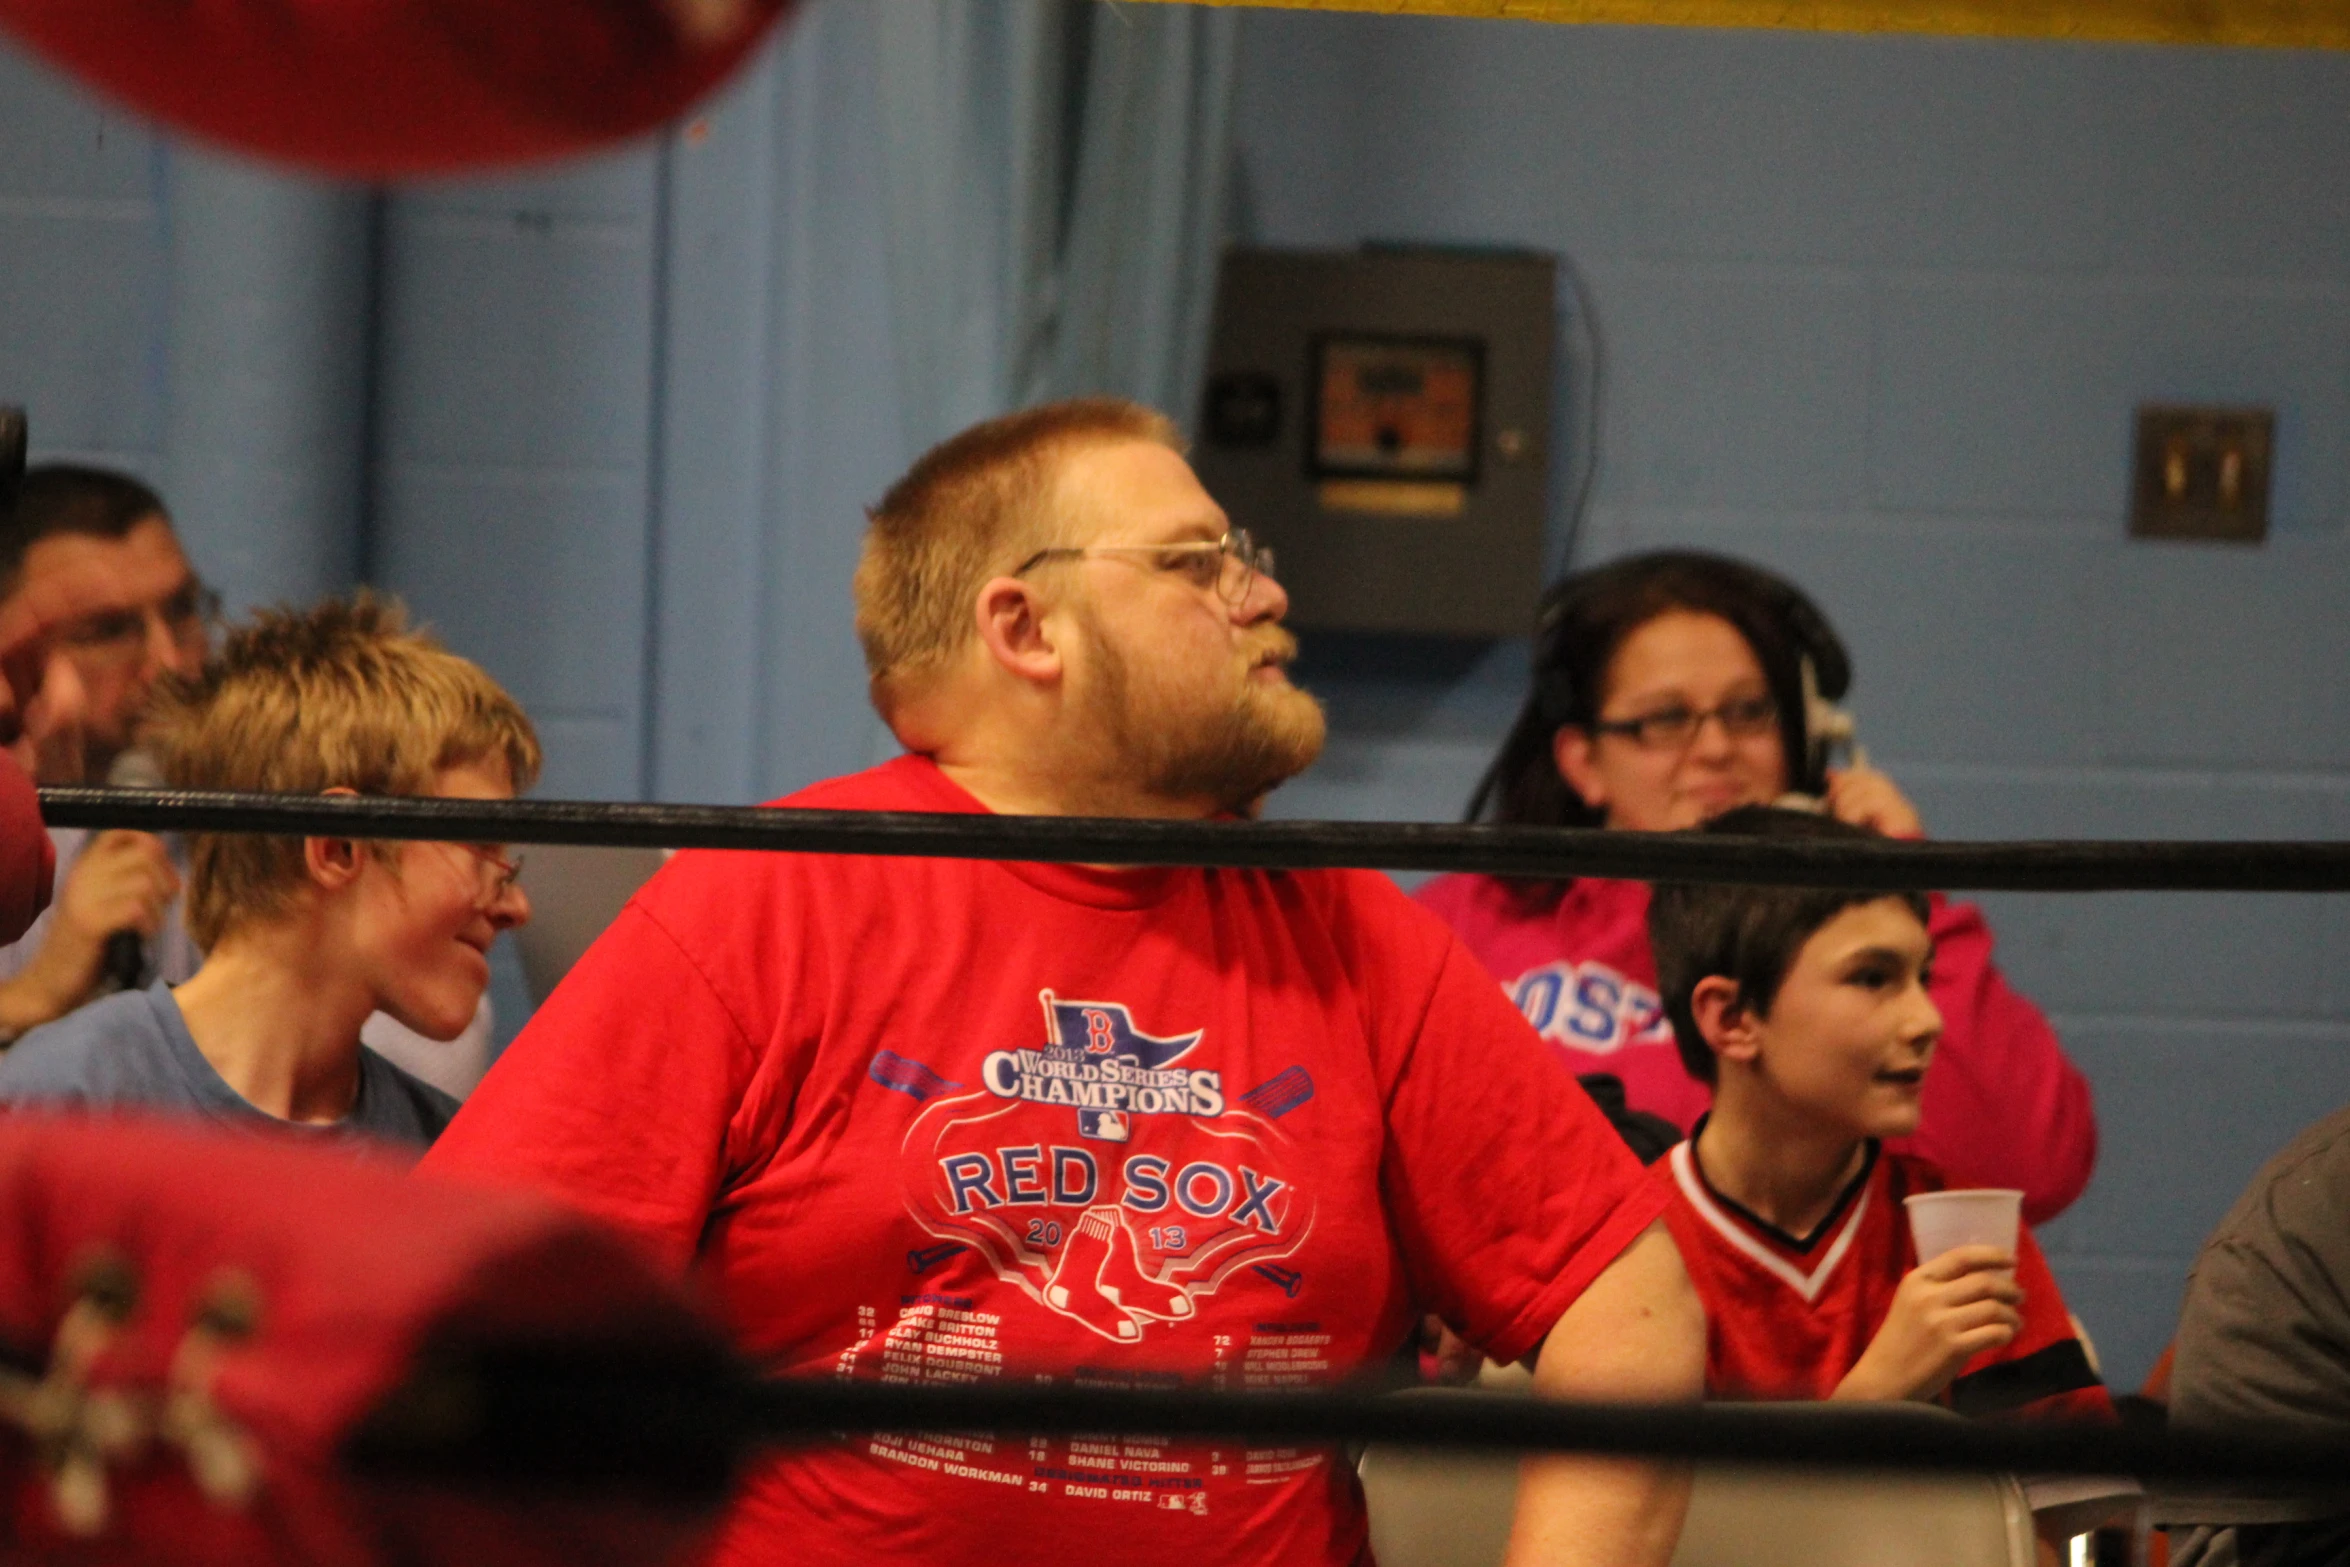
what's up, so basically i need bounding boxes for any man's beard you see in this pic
[1083,617,1327,815]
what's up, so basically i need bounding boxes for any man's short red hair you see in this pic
[853,398,1179,719]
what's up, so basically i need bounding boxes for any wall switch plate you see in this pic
[2129,404,2273,543]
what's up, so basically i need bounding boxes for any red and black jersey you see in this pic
[1656,1132,2111,1420]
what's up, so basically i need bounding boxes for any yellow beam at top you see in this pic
[1150,0,2350,50]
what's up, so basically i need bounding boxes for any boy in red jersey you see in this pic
[1646,806,2109,1418]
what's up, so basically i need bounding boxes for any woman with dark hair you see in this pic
[1417,550,2097,1223]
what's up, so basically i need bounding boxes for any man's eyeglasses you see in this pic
[1590,693,1780,752]
[1012,529,1277,609]
[57,579,222,668]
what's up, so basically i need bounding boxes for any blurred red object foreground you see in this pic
[0,0,795,176]
[0,1114,740,1567]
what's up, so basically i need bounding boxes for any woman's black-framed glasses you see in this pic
[1590,693,1780,752]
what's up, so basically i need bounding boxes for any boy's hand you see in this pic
[664,0,760,43]
[0,550,114,754]
[1832,1245,2022,1404]
[7,652,88,785]
[1419,1313,1482,1385]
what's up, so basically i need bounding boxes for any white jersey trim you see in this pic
[1668,1141,1870,1305]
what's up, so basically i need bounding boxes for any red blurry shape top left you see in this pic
[0,757,50,947]
[0,0,796,177]
[0,1113,738,1567]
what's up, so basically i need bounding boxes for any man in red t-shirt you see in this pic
[426,399,1703,1567]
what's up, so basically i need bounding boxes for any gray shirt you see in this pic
[0,982,459,1148]
[2172,1105,2350,1567]
[2176,1105,2350,1435]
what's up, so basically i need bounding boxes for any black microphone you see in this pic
[0,406,25,518]
[100,750,167,994]
[100,932,143,995]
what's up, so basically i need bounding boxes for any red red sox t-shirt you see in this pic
[425,756,1666,1567]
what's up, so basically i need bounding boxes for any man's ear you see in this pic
[303,785,365,891]
[1552,725,1607,813]
[1689,975,1761,1069]
[972,577,1064,687]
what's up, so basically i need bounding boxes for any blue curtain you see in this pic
[1046,2,1239,428]
[870,0,1067,451]
[163,151,373,617]
[871,0,1240,444]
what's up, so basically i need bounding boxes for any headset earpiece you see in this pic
[1796,654,1863,796]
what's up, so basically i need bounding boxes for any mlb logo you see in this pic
[1079,1109,1130,1143]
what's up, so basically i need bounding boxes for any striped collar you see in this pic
[1670,1131,1878,1304]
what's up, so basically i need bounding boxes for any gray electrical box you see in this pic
[1194,247,1556,638]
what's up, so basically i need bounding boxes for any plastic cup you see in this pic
[1903,1188,2023,1266]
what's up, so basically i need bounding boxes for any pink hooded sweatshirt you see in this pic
[1415,872,2097,1225]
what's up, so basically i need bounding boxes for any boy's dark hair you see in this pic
[0,464,169,596]
[1647,806,1930,1084]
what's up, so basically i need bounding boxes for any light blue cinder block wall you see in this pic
[1232,11,2350,1387]
[0,4,908,1044]
[0,50,167,496]
[6,0,2349,1390]
[368,3,903,810]
[2,4,902,805]
[0,47,369,614]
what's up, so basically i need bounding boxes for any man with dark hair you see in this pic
[0,465,198,1041]
[428,397,1705,1567]
[0,464,212,786]
[0,418,123,947]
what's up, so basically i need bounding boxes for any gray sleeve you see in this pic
[0,1029,98,1105]
[2172,1128,2350,1436]
[0,992,175,1109]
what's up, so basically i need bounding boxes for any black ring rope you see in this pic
[367,1364,2350,1496]
[748,1380,2350,1490]
[44,783,2348,1495]
[37,786,2350,892]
